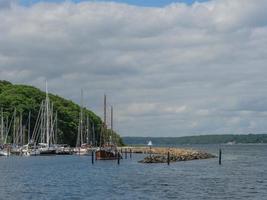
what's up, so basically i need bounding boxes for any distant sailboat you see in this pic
[0,108,8,156]
[74,89,91,155]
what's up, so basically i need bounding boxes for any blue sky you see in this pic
[19,0,209,7]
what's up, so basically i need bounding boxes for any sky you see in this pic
[1,0,267,137]
[18,0,209,7]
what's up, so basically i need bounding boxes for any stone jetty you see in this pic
[135,147,215,163]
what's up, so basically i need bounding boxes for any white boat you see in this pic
[0,149,8,156]
[24,149,41,156]
[74,143,92,155]
[38,143,56,155]
[56,144,72,155]
[21,144,40,156]
[10,145,23,155]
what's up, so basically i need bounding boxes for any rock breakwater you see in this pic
[138,147,215,163]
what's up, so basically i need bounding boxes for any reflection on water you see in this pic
[0,144,266,200]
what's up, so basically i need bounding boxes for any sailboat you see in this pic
[74,89,92,155]
[38,82,56,155]
[95,95,118,160]
[0,108,9,156]
[24,82,56,156]
[10,111,26,155]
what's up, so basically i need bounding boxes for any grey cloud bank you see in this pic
[0,0,267,136]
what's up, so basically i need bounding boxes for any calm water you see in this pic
[0,144,266,200]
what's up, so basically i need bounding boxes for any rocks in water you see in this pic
[139,155,167,163]
[139,149,215,163]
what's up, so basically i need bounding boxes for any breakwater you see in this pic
[128,147,216,163]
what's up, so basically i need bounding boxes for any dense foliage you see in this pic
[124,134,267,146]
[0,80,124,146]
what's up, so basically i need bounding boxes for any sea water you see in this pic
[0,144,266,200]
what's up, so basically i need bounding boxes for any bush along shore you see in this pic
[137,147,216,163]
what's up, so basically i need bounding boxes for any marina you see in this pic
[0,82,123,158]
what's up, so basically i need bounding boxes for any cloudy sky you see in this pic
[0,0,267,137]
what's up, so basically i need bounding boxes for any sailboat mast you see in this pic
[22,125,25,145]
[41,101,44,143]
[20,112,22,145]
[28,111,31,143]
[50,102,53,145]
[80,89,84,145]
[55,111,57,144]
[104,94,107,126]
[110,106,113,144]
[1,108,3,144]
[111,106,113,132]
[46,81,50,147]
[13,108,16,144]
[86,115,89,145]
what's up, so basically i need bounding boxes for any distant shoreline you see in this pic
[123,134,267,146]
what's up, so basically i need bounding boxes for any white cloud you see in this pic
[0,0,267,136]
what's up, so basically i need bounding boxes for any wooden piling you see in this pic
[219,149,222,165]
[130,148,132,159]
[125,148,127,159]
[92,151,94,165]
[117,152,120,165]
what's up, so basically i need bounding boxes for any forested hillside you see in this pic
[0,80,123,146]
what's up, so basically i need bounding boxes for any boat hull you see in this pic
[39,148,56,155]
[24,149,41,156]
[40,150,56,155]
[0,150,8,156]
[95,149,117,160]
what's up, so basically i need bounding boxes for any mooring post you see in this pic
[130,148,132,159]
[92,150,94,165]
[167,151,170,165]
[219,149,222,165]
[117,152,120,165]
[125,148,127,159]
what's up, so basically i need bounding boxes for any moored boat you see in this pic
[56,144,72,155]
[24,82,58,156]
[0,148,8,156]
[23,148,40,156]
[95,146,118,160]
[95,95,120,160]
[38,143,56,155]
